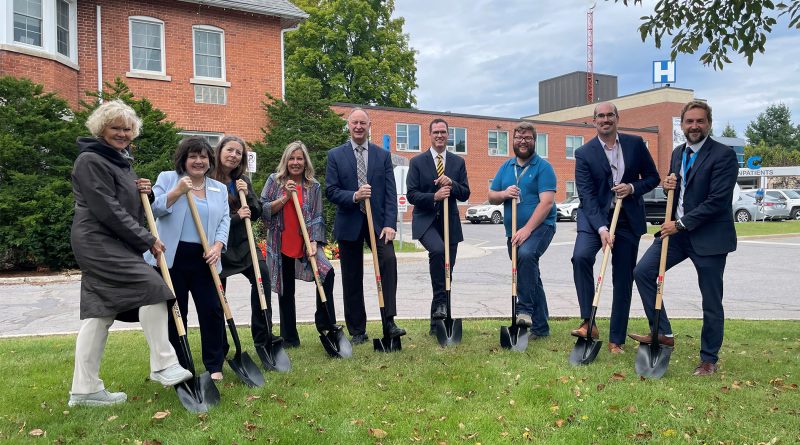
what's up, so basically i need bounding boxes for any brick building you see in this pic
[1,0,307,143]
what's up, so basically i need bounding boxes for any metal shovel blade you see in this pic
[569,337,603,365]
[373,336,402,352]
[319,325,353,358]
[256,337,292,372]
[227,351,265,387]
[500,325,529,352]
[635,342,673,379]
[434,318,462,347]
[175,372,220,413]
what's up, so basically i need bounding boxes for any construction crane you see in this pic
[586,2,596,105]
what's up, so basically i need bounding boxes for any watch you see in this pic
[675,219,687,231]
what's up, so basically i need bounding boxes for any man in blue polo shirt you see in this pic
[488,122,557,337]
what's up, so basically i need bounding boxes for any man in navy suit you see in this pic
[326,108,406,344]
[406,118,470,333]
[571,102,660,354]
[629,101,739,376]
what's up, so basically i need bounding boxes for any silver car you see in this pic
[733,192,789,222]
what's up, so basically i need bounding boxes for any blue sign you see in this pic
[383,134,391,151]
[746,156,762,169]
[652,60,676,83]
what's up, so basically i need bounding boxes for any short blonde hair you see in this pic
[85,99,142,139]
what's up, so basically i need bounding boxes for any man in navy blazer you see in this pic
[571,102,660,354]
[406,118,470,332]
[630,101,739,376]
[326,108,406,344]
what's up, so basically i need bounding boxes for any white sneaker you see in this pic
[68,389,127,407]
[150,364,193,386]
[516,313,533,328]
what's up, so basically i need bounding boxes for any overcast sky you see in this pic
[392,0,800,140]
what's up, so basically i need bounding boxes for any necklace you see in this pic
[190,179,205,191]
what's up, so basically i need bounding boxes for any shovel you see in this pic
[364,198,403,353]
[434,197,462,347]
[569,197,623,365]
[500,199,528,352]
[186,192,265,387]
[238,190,291,372]
[635,180,676,379]
[140,193,219,413]
[290,190,352,358]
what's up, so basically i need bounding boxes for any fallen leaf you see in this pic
[558,376,570,383]
[458,422,465,429]
[368,428,387,438]
[246,395,261,402]
[611,372,625,381]
[152,410,170,420]
[522,430,532,440]
[625,405,637,413]
[721,386,730,394]
[661,429,677,437]
[500,431,509,437]
[596,383,606,391]
[351,419,365,426]
[555,419,565,427]
[244,421,258,431]
[29,429,45,437]
[142,440,162,445]
[509,400,515,405]
[107,415,118,422]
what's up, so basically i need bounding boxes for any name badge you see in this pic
[208,186,220,192]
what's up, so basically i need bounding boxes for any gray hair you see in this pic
[85,99,142,139]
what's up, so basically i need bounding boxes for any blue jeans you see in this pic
[507,224,555,336]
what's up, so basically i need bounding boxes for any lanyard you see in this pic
[513,162,531,204]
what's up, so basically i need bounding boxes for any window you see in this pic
[447,127,467,153]
[194,85,226,105]
[396,123,421,151]
[566,181,577,199]
[536,133,548,158]
[14,0,43,47]
[488,130,508,156]
[179,131,223,147]
[193,26,225,80]
[55,0,69,56]
[129,17,165,74]
[566,135,583,159]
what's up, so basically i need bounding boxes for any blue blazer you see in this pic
[326,141,397,241]
[575,133,660,236]
[669,137,739,256]
[406,149,470,241]
[144,171,230,272]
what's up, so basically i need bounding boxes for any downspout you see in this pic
[96,5,103,100]
[280,24,300,99]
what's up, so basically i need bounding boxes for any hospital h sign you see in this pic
[652,60,676,84]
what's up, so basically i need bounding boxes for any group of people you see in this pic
[67,97,738,407]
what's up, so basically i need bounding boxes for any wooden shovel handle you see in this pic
[364,198,385,308]
[237,189,270,312]
[655,174,677,311]
[590,197,624,307]
[443,197,450,291]
[290,190,327,302]
[185,191,234,320]
[139,193,186,337]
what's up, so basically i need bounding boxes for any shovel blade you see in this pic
[434,318,462,347]
[500,325,529,352]
[319,326,353,358]
[256,337,292,372]
[635,343,673,379]
[175,372,219,413]
[569,337,602,365]
[373,336,402,353]
[227,352,265,387]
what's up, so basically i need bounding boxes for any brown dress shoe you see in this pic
[627,333,675,347]
[570,321,599,339]
[692,361,718,376]
[608,342,624,354]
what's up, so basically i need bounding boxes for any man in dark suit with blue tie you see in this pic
[326,108,406,345]
[629,101,739,376]
[406,119,471,333]
[571,102,660,354]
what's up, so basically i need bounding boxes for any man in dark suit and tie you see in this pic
[571,102,660,354]
[629,100,739,376]
[326,108,406,345]
[406,119,471,333]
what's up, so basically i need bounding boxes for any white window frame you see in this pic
[191,24,229,87]
[566,181,577,199]
[488,130,508,157]
[536,133,548,158]
[2,0,78,67]
[179,131,224,148]
[447,127,467,154]
[13,0,43,48]
[566,135,583,159]
[396,123,421,152]
[128,16,167,77]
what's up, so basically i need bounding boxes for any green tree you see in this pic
[745,141,800,167]
[612,0,800,69]
[721,123,738,138]
[0,76,82,270]
[285,0,417,107]
[744,103,800,150]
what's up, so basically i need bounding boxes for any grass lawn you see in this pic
[1,319,797,444]
[647,220,800,236]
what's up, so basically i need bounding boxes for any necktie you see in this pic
[436,153,444,177]
[356,146,367,213]
[683,147,695,178]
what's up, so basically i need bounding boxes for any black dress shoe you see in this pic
[384,320,406,338]
[284,338,301,348]
[431,304,447,320]
[351,333,369,345]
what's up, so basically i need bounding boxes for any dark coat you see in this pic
[406,149,470,241]
[220,175,263,278]
[70,137,172,319]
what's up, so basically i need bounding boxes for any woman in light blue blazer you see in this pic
[145,136,230,381]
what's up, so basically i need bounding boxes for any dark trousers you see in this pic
[220,259,271,347]
[507,224,555,336]
[634,231,727,363]
[572,212,640,345]
[338,214,398,336]
[279,254,337,344]
[419,218,458,327]
[167,242,228,373]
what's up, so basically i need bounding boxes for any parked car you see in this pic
[643,186,668,224]
[466,201,504,224]
[733,192,789,222]
[556,196,580,221]
[762,189,800,220]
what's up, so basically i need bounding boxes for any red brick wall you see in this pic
[0,52,80,106]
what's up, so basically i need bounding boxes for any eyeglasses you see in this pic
[513,136,534,142]
[595,112,617,119]
[431,130,448,135]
